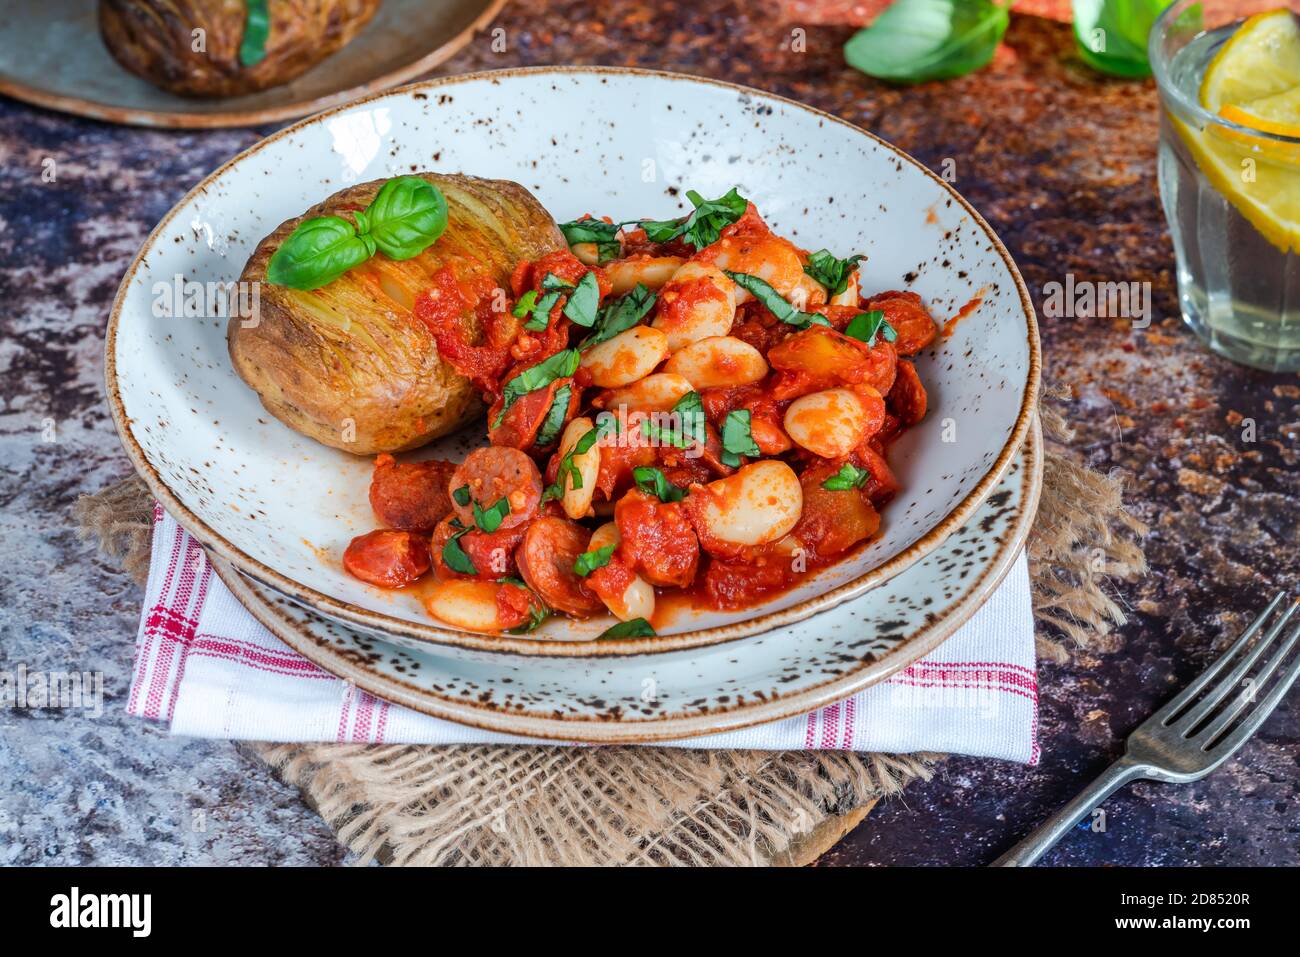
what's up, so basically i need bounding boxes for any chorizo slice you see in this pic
[515,517,604,617]
[886,359,927,426]
[368,454,458,532]
[615,488,701,588]
[862,290,938,356]
[343,530,431,589]
[448,446,543,530]
[429,517,526,582]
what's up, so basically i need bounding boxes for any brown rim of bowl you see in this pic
[0,0,507,130]
[208,416,1042,743]
[105,65,1042,659]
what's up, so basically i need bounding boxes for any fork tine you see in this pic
[1197,615,1300,748]
[1195,636,1300,760]
[1172,598,1298,732]
[1157,591,1286,724]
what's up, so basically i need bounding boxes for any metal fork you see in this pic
[993,591,1300,867]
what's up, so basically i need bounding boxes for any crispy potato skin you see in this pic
[229,173,566,455]
[98,0,381,98]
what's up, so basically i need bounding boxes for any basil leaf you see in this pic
[540,272,575,293]
[639,418,692,448]
[1072,0,1169,78]
[582,284,656,349]
[441,528,477,575]
[265,216,375,290]
[525,290,561,332]
[534,384,572,448]
[672,391,706,447]
[540,417,612,503]
[504,595,550,634]
[239,0,270,67]
[472,496,511,533]
[638,187,749,251]
[821,462,872,491]
[562,272,601,328]
[725,271,829,330]
[511,289,539,320]
[496,349,581,427]
[844,0,1009,85]
[720,410,761,467]
[573,542,618,577]
[365,176,449,261]
[597,617,656,639]
[844,310,898,346]
[804,250,864,296]
[558,219,622,264]
[633,466,686,503]
[452,484,471,507]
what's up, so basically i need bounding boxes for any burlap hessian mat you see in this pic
[75,389,1146,865]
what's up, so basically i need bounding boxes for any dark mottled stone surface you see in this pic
[0,2,1294,865]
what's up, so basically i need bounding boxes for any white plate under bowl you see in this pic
[107,66,1040,657]
[211,419,1041,741]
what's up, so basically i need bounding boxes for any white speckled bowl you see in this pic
[106,67,1040,657]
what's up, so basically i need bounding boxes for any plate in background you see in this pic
[0,0,505,128]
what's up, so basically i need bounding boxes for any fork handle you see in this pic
[991,757,1146,867]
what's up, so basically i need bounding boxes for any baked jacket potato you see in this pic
[98,0,381,98]
[229,173,566,455]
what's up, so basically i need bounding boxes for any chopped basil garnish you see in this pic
[597,617,657,639]
[573,542,618,577]
[495,349,581,427]
[472,496,511,533]
[523,290,561,331]
[540,272,575,293]
[562,272,600,328]
[505,599,550,634]
[638,391,705,450]
[632,466,686,503]
[441,527,477,575]
[821,462,872,491]
[719,409,761,467]
[844,309,897,346]
[639,419,692,448]
[540,416,616,503]
[533,384,572,448]
[725,271,830,330]
[452,484,471,507]
[512,289,539,319]
[558,219,622,264]
[639,188,748,250]
[581,284,657,350]
[804,250,864,296]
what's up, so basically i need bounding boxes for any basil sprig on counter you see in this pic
[640,188,748,251]
[725,272,829,330]
[844,0,1010,85]
[822,462,872,491]
[597,618,657,640]
[804,250,864,297]
[844,310,898,347]
[239,0,271,68]
[266,176,448,290]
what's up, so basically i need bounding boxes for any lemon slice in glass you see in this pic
[1174,9,1300,253]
